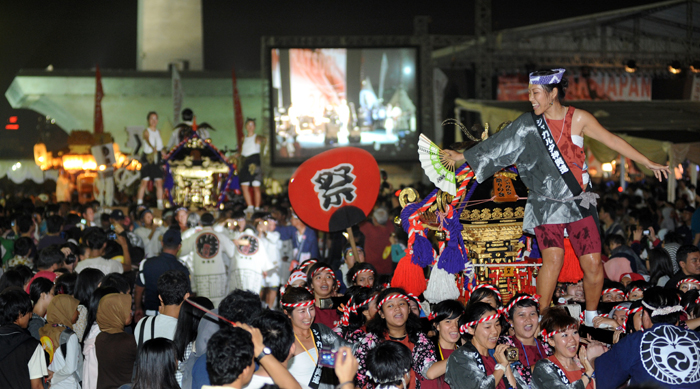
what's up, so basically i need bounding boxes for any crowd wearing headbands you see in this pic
[2,66,700,389]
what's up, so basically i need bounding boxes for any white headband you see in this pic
[641,300,685,317]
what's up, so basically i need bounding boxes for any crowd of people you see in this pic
[0,172,698,389]
[1,66,699,388]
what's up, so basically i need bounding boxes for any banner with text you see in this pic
[498,71,652,101]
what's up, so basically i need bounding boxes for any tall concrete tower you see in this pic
[137,0,204,71]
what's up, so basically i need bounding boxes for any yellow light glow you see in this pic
[62,154,97,171]
[602,163,613,172]
[99,165,106,171]
[38,156,44,162]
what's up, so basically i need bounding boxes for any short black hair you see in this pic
[0,288,33,326]
[206,327,254,386]
[146,111,158,121]
[605,234,626,248]
[84,228,108,250]
[100,273,131,294]
[36,245,65,270]
[46,215,64,234]
[506,293,539,319]
[251,310,294,363]
[347,262,377,288]
[29,277,54,305]
[459,302,499,342]
[430,299,464,324]
[157,270,190,306]
[280,287,314,316]
[218,290,262,326]
[467,286,502,308]
[182,108,193,121]
[642,287,683,325]
[54,272,77,295]
[13,237,34,257]
[676,245,700,265]
[200,213,215,226]
[16,215,33,234]
[366,341,412,387]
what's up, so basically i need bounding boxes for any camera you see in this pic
[505,347,519,362]
[319,346,337,368]
[643,230,650,236]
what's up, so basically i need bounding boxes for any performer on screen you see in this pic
[238,118,266,212]
[137,111,165,210]
[443,68,669,326]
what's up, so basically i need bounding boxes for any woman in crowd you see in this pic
[531,307,605,389]
[40,294,82,389]
[307,262,341,328]
[347,262,377,289]
[355,287,443,389]
[282,286,348,389]
[497,294,552,387]
[83,286,120,389]
[336,286,378,344]
[467,284,502,310]
[445,302,518,389]
[54,272,77,296]
[556,280,585,304]
[444,68,669,326]
[624,281,647,301]
[624,302,644,335]
[123,338,180,389]
[173,296,214,386]
[73,268,104,341]
[592,303,631,331]
[95,293,136,389]
[647,247,674,287]
[27,276,54,340]
[600,285,625,303]
[423,299,464,389]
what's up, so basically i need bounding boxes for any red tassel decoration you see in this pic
[391,256,427,296]
[558,238,584,283]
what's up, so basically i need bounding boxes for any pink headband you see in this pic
[472,284,502,304]
[505,294,540,316]
[351,268,375,282]
[281,299,315,309]
[459,312,500,334]
[340,294,378,326]
[602,288,624,296]
[376,294,410,311]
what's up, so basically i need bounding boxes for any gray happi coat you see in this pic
[462,112,595,235]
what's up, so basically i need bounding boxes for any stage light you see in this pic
[602,163,613,172]
[625,60,637,73]
[11,162,21,171]
[691,61,700,74]
[403,66,412,75]
[668,61,682,74]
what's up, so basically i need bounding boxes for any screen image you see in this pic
[270,47,419,164]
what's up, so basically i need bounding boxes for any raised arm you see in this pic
[576,109,669,181]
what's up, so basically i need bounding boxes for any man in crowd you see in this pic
[276,211,319,268]
[74,228,123,275]
[664,245,700,289]
[244,310,296,389]
[36,215,65,251]
[134,270,190,343]
[135,229,189,322]
[359,207,395,276]
[181,212,236,307]
[599,202,624,241]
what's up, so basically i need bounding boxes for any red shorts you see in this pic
[534,216,601,257]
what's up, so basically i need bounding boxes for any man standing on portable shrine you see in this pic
[166,108,210,148]
[238,118,266,213]
[137,111,165,210]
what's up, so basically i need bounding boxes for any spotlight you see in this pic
[668,61,682,74]
[602,163,613,172]
[625,60,637,73]
[690,61,700,74]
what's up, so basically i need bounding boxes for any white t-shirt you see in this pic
[142,127,164,154]
[287,348,318,388]
[242,134,261,157]
[75,256,123,275]
[28,344,49,380]
[47,333,83,389]
[134,314,178,345]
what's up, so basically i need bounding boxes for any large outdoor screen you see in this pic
[270,48,419,165]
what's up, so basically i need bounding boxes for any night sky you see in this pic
[0,0,661,157]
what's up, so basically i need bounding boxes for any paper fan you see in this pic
[418,134,456,195]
